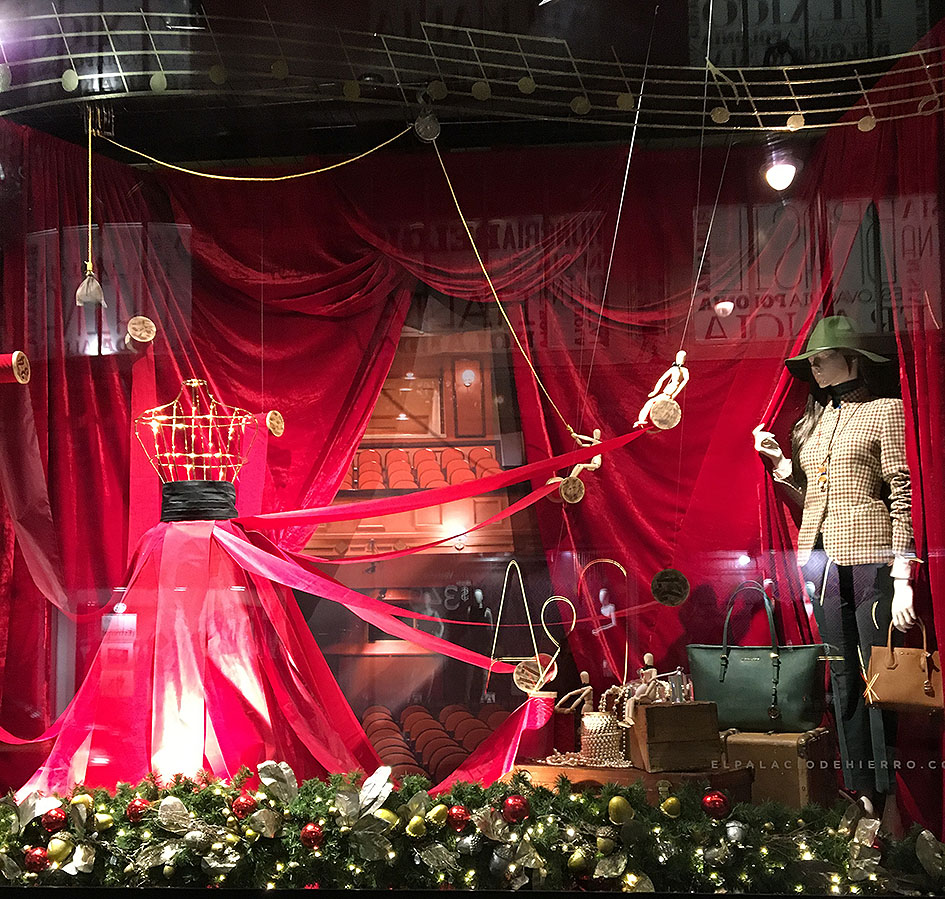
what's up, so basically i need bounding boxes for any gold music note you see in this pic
[140,10,168,93]
[917,51,941,116]
[51,2,80,92]
[853,68,878,132]
[706,59,739,124]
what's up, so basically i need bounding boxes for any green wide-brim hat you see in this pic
[785,315,890,379]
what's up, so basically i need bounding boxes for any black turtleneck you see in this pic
[826,378,864,407]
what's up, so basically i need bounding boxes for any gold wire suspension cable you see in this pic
[431,138,577,440]
[92,126,412,181]
[86,105,93,274]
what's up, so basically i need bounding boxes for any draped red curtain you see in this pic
[0,19,942,828]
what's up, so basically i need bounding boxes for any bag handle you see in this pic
[718,581,784,722]
[721,581,780,654]
[883,618,935,696]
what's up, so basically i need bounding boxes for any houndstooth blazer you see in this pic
[776,387,914,566]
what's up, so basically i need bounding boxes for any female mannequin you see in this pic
[753,316,917,818]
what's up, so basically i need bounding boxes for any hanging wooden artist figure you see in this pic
[634,349,689,429]
[752,316,918,824]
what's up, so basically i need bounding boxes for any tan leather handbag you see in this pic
[865,619,943,713]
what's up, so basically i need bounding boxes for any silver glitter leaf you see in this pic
[853,817,881,847]
[514,838,542,870]
[406,789,431,818]
[622,872,656,892]
[334,788,360,827]
[916,830,945,880]
[69,802,89,837]
[510,872,530,890]
[352,821,392,862]
[246,809,281,839]
[17,793,61,832]
[257,761,298,805]
[472,807,510,842]
[157,796,192,834]
[419,844,460,873]
[838,802,862,837]
[63,843,95,875]
[358,766,393,817]
[595,851,628,879]
[0,852,21,881]
[200,847,241,876]
[136,839,181,870]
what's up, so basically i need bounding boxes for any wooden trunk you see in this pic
[719,728,838,808]
[627,701,720,772]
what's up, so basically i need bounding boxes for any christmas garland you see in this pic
[0,763,942,893]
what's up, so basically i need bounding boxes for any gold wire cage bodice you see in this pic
[134,379,257,483]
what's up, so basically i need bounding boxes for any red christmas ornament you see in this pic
[701,790,731,819]
[300,822,324,849]
[447,805,471,833]
[24,847,50,873]
[501,795,530,824]
[126,797,151,823]
[231,793,257,820]
[40,807,67,833]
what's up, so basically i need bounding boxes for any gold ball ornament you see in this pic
[406,815,427,838]
[70,794,95,811]
[225,832,240,846]
[567,848,589,871]
[243,828,259,843]
[226,815,238,828]
[608,796,634,825]
[163,864,175,879]
[211,842,225,854]
[93,813,115,831]
[426,804,449,828]
[46,837,73,863]
[660,797,682,818]
[597,836,616,855]
[373,808,401,831]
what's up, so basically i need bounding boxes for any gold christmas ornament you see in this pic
[608,796,634,825]
[94,813,114,831]
[660,797,682,818]
[373,808,400,831]
[46,837,73,863]
[567,848,589,871]
[425,804,449,828]
[406,815,427,838]
[70,794,94,811]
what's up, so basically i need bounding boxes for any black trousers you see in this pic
[803,541,896,795]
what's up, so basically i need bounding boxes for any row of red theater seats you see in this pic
[341,447,501,490]
[360,704,509,783]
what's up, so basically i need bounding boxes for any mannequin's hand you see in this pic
[752,422,784,462]
[891,579,916,632]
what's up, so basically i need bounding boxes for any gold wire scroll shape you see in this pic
[578,557,632,684]
[486,559,547,693]
[134,378,258,484]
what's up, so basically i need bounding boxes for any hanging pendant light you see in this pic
[76,105,105,307]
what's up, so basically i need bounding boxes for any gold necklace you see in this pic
[814,401,864,492]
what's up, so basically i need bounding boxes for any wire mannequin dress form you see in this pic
[18,380,379,797]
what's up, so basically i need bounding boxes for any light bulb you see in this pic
[461,368,476,387]
[713,299,735,317]
[764,161,797,191]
